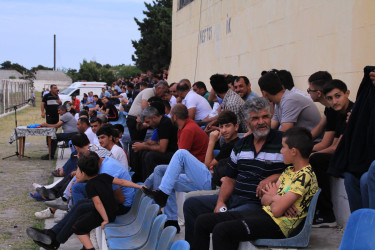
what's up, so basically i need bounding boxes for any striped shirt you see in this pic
[226,129,286,202]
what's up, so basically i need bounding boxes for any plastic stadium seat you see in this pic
[106,204,160,250]
[244,189,321,248]
[339,208,375,250]
[104,197,153,238]
[170,240,190,250]
[138,214,168,250]
[156,226,177,250]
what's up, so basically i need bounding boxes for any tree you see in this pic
[132,0,172,73]
[1,60,28,74]
[111,64,142,79]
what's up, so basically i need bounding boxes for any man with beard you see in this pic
[183,97,286,245]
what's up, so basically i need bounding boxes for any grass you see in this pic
[0,92,57,249]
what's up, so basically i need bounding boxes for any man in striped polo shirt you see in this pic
[183,97,286,245]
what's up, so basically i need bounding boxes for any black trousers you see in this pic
[126,116,148,141]
[309,153,335,217]
[192,209,284,250]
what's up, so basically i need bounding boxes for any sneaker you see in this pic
[312,215,337,228]
[41,154,54,160]
[164,220,181,233]
[35,208,54,219]
[45,197,68,211]
[141,187,168,208]
[32,183,42,190]
[26,227,52,245]
[36,187,56,200]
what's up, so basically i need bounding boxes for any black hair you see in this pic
[235,76,250,86]
[308,71,333,90]
[150,101,165,115]
[96,123,114,137]
[83,106,89,111]
[127,82,134,89]
[217,110,238,125]
[322,79,348,95]
[177,82,190,92]
[93,94,99,98]
[277,70,294,90]
[90,116,102,124]
[148,96,163,103]
[79,110,88,118]
[113,124,124,134]
[225,74,236,85]
[71,133,90,148]
[162,100,171,111]
[210,74,228,94]
[140,81,148,87]
[193,81,207,91]
[77,151,100,177]
[283,127,313,159]
[258,72,283,95]
[78,117,90,127]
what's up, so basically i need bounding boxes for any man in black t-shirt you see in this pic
[309,79,353,228]
[41,84,61,124]
[99,96,118,122]
[131,106,178,181]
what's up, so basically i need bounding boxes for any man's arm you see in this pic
[311,115,327,139]
[92,196,109,228]
[214,177,236,213]
[256,173,281,198]
[141,100,149,109]
[279,122,294,132]
[271,120,280,130]
[314,135,341,154]
[41,102,46,118]
[41,121,63,128]
[204,130,220,169]
[188,108,196,120]
[132,139,169,153]
[313,131,335,152]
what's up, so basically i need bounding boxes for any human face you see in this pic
[90,121,101,134]
[50,85,58,95]
[193,86,205,96]
[143,116,158,129]
[234,78,250,99]
[280,137,293,165]
[76,120,84,132]
[98,134,112,149]
[325,88,350,113]
[219,123,238,142]
[75,167,88,183]
[169,85,178,98]
[58,108,64,116]
[156,86,168,97]
[102,97,108,104]
[307,83,321,102]
[248,109,271,138]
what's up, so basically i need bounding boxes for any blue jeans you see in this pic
[71,182,88,206]
[62,152,77,176]
[51,198,94,243]
[344,160,375,212]
[183,194,262,245]
[144,149,212,220]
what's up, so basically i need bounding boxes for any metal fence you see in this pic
[0,79,31,115]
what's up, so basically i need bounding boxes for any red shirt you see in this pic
[177,119,209,162]
[72,99,80,112]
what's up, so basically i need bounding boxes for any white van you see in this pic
[58,82,107,106]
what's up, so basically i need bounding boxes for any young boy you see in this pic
[192,127,318,250]
[72,154,143,250]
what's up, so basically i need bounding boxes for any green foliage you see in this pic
[111,64,142,79]
[132,0,172,73]
[30,65,53,72]
[8,76,16,79]
[1,60,28,74]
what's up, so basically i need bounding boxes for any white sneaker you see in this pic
[35,208,54,219]
[32,183,42,190]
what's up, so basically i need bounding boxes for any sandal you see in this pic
[29,192,45,201]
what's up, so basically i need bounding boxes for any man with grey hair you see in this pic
[130,106,178,181]
[126,80,169,141]
[183,97,286,245]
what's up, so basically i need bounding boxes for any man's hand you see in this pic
[284,205,299,217]
[209,130,221,143]
[205,120,218,133]
[370,71,375,86]
[40,122,47,127]
[41,113,45,118]
[214,201,227,213]
[70,170,77,177]
[132,142,145,152]
[256,179,270,198]
[262,182,279,196]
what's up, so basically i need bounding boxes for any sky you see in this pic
[0,0,152,70]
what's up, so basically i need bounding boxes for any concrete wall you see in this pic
[169,0,375,101]
[33,80,72,92]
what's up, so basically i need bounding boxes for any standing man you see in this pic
[41,84,61,125]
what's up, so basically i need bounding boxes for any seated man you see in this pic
[192,81,214,107]
[142,110,239,232]
[258,72,321,132]
[99,96,119,122]
[310,79,353,227]
[192,127,318,249]
[130,106,178,181]
[233,76,259,101]
[178,79,212,121]
[40,104,78,160]
[27,149,136,250]
[183,97,286,244]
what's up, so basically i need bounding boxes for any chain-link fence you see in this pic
[0,79,31,115]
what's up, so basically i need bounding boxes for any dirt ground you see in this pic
[0,94,57,249]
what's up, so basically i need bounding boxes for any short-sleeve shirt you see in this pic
[157,116,178,153]
[226,130,286,202]
[214,137,240,162]
[42,93,60,118]
[182,90,212,121]
[60,112,78,133]
[86,173,118,220]
[272,90,321,131]
[221,89,247,133]
[110,144,129,169]
[177,118,209,162]
[72,98,80,112]
[263,165,319,237]
[245,91,259,101]
[103,102,118,121]
[128,88,156,117]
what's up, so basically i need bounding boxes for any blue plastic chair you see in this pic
[105,189,146,228]
[156,226,177,250]
[252,189,321,248]
[104,197,153,237]
[106,204,160,250]
[170,240,190,250]
[109,110,127,127]
[339,208,375,250]
[138,214,168,250]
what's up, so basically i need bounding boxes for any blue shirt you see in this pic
[245,91,259,101]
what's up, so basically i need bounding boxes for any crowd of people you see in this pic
[25,68,375,249]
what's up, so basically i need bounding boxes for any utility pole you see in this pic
[54,34,56,71]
